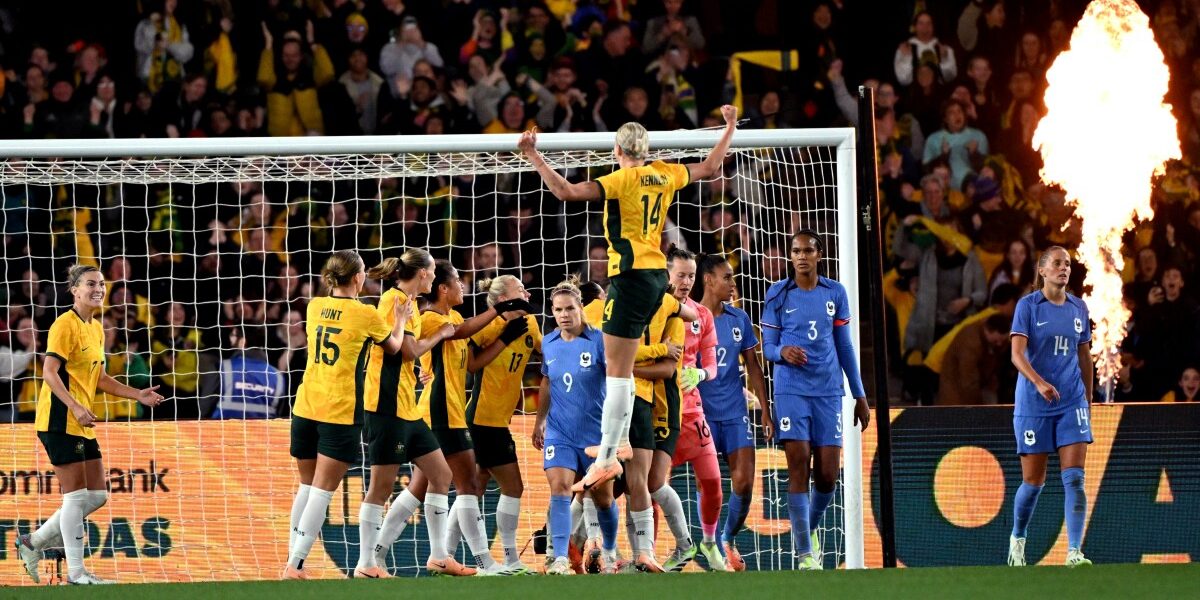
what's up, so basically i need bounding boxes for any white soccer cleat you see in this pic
[15,534,41,584]
[475,562,517,576]
[1008,535,1027,566]
[546,556,574,575]
[68,570,115,585]
[1065,548,1092,567]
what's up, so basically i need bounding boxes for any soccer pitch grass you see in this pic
[6,564,1196,599]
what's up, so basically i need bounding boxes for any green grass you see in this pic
[6,564,1196,599]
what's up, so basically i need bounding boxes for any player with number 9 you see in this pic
[518,105,738,491]
[534,277,618,575]
[1007,246,1094,568]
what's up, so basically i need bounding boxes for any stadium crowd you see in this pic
[0,0,1199,424]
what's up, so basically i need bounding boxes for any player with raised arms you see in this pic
[761,230,869,571]
[465,274,542,574]
[664,246,727,571]
[533,277,620,575]
[693,253,770,571]
[1007,246,1094,568]
[16,264,165,585]
[281,251,408,580]
[358,249,473,577]
[518,104,738,491]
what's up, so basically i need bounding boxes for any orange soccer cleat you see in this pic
[427,556,477,576]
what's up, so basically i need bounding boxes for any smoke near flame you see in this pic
[1033,0,1180,391]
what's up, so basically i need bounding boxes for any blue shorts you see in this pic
[543,438,593,474]
[775,395,843,448]
[707,415,754,456]
[1014,406,1093,454]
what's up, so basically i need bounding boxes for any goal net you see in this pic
[0,128,862,584]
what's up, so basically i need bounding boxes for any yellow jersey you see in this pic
[419,309,469,429]
[365,288,423,421]
[595,161,690,276]
[633,294,682,403]
[35,309,106,439]
[467,315,542,428]
[651,316,686,430]
[294,296,392,425]
[583,298,604,328]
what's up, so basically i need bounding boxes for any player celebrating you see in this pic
[694,253,769,571]
[534,278,620,575]
[16,265,164,585]
[281,251,407,580]
[665,247,727,571]
[761,231,869,571]
[1007,246,1094,568]
[466,274,542,573]
[518,104,738,490]
[359,250,473,577]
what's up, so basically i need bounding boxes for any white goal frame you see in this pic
[0,127,863,570]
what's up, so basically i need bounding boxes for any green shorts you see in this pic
[433,427,474,457]
[37,431,101,466]
[469,424,518,469]
[365,412,440,466]
[602,269,669,339]
[629,398,656,451]
[290,415,362,464]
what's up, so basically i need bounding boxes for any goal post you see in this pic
[0,127,865,583]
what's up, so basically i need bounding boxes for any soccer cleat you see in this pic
[663,544,697,572]
[571,460,623,493]
[634,553,665,573]
[475,563,517,576]
[723,541,746,572]
[614,559,638,574]
[1065,549,1092,568]
[808,531,824,570]
[698,541,727,572]
[584,444,633,461]
[584,539,603,574]
[353,566,392,579]
[427,556,476,576]
[504,561,533,576]
[1008,536,1026,567]
[15,534,41,584]
[568,538,585,574]
[68,570,115,585]
[797,553,821,571]
[281,565,309,580]
[546,557,574,575]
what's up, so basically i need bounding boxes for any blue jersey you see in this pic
[762,276,864,398]
[1011,291,1091,417]
[697,304,757,422]
[541,325,606,445]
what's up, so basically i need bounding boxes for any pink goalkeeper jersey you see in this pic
[682,297,719,417]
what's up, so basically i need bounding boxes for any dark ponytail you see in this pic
[420,259,458,304]
[691,253,728,302]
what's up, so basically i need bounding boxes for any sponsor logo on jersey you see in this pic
[732,327,743,343]
[1024,430,1036,446]
[579,352,593,368]
[826,301,836,316]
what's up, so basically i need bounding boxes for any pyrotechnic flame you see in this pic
[1033,0,1180,393]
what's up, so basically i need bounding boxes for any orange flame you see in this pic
[1033,0,1180,391]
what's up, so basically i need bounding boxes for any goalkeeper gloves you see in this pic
[681,366,707,392]
[499,317,530,345]
[493,298,535,315]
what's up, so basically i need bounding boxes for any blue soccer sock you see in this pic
[1011,482,1044,538]
[597,503,619,552]
[1061,468,1086,550]
[722,492,751,544]
[809,487,836,533]
[787,493,812,556]
[549,495,572,559]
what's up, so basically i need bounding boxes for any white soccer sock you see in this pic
[84,490,108,516]
[496,494,521,565]
[454,495,495,568]
[570,497,586,545]
[30,510,61,550]
[356,502,385,570]
[545,506,555,557]
[652,484,692,550]
[374,489,421,565]
[288,484,312,551]
[424,493,450,560]
[599,376,634,462]
[620,377,636,447]
[444,500,463,556]
[624,506,638,554]
[632,507,655,559]
[288,487,333,569]
[60,490,88,579]
[583,497,601,541]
